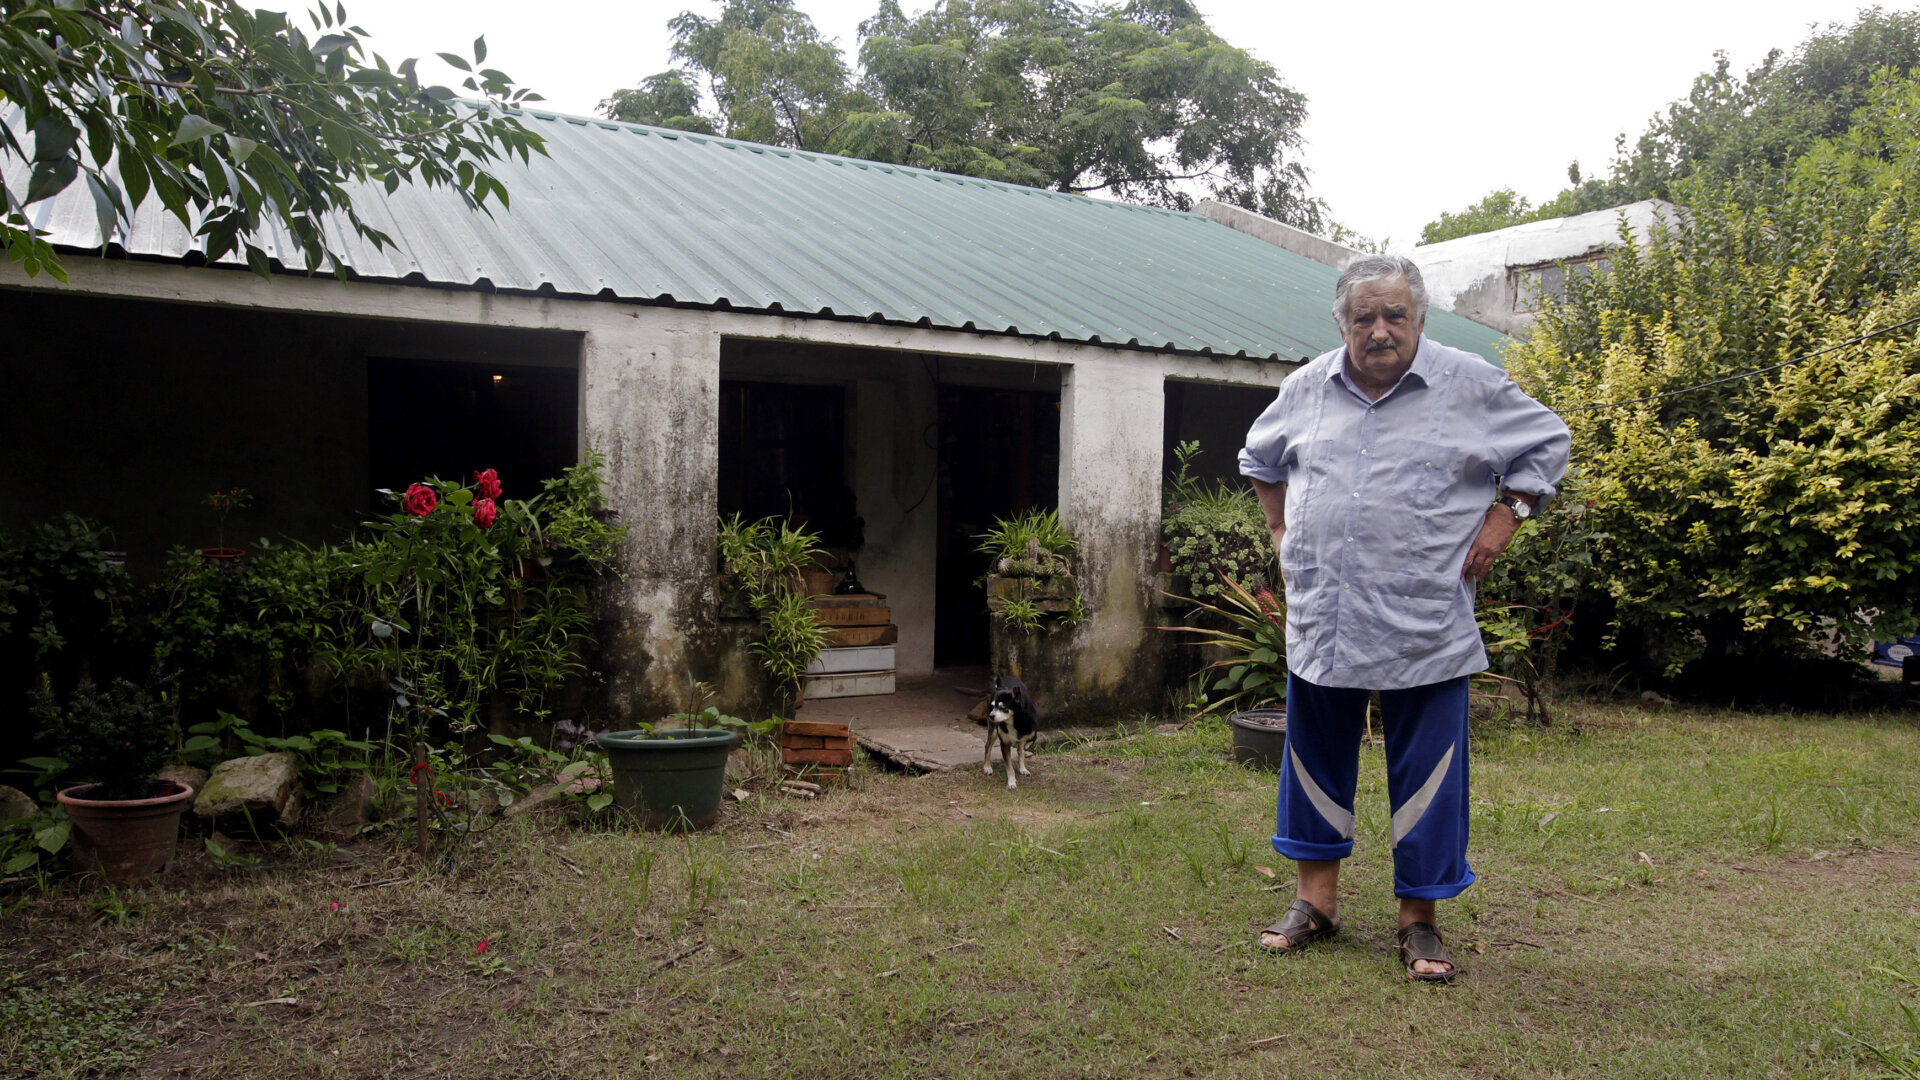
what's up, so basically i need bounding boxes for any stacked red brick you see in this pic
[779,719,855,787]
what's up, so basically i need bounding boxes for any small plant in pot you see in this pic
[597,682,770,830]
[35,671,192,885]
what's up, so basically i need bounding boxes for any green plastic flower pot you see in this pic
[596,728,741,830]
[1229,708,1288,769]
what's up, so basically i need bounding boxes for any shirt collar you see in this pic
[1329,335,1435,399]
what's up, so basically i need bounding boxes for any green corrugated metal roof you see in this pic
[13,105,1508,362]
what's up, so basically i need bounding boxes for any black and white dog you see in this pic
[984,675,1040,789]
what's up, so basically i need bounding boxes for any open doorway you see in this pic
[368,358,578,497]
[933,385,1060,667]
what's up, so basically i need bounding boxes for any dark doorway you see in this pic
[934,385,1060,666]
[717,381,862,548]
[1162,381,1277,490]
[368,358,578,498]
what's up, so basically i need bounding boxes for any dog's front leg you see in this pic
[983,727,996,776]
[1005,740,1018,789]
[1017,738,1033,777]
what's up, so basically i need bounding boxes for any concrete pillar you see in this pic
[1054,354,1167,719]
[579,315,724,726]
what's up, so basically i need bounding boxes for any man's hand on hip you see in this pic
[1463,504,1523,581]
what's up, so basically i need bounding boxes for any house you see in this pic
[1405,200,1677,336]
[1,107,1507,726]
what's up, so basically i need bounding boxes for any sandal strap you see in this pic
[1395,922,1454,969]
[1260,898,1335,941]
[1276,898,1332,935]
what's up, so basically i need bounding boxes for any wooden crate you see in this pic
[825,624,898,647]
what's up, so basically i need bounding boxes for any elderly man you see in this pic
[1237,254,1569,981]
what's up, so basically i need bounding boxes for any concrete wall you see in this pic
[3,257,1299,726]
[1194,200,1364,271]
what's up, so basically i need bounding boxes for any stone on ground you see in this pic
[194,753,304,835]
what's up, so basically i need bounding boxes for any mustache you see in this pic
[1365,341,1399,353]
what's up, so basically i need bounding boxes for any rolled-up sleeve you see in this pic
[1485,377,1570,512]
[1239,386,1294,485]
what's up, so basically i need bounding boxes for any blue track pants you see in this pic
[1272,672,1475,900]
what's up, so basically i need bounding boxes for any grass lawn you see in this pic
[3,702,1918,1079]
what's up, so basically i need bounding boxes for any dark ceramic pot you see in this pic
[57,781,195,885]
[1229,708,1288,769]
[596,728,741,830]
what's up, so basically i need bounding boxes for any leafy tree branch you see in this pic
[1,0,547,283]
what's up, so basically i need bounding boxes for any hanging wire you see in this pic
[1551,314,1920,413]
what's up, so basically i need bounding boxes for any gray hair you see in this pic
[1331,254,1430,326]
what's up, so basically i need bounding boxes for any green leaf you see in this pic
[3,852,37,874]
[36,820,70,854]
[473,36,487,63]
[31,116,79,163]
[25,157,77,204]
[312,33,355,58]
[228,135,259,165]
[437,52,472,72]
[587,791,613,812]
[169,115,226,148]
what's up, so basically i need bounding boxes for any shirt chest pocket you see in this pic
[1390,439,1464,512]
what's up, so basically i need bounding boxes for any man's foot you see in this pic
[1256,898,1340,953]
[1395,922,1457,981]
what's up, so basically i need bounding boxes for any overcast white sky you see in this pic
[321,0,1897,245]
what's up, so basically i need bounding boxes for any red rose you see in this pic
[403,483,437,517]
[473,498,498,530]
[473,468,502,501]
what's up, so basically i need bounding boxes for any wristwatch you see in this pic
[1495,494,1533,523]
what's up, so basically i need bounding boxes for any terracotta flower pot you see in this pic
[199,547,247,571]
[57,781,196,885]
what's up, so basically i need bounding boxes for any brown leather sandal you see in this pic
[1257,898,1340,954]
[1395,922,1457,982]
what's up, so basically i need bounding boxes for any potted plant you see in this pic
[976,509,1089,714]
[1157,576,1288,768]
[597,687,760,830]
[37,673,192,884]
[200,487,253,567]
[716,514,832,714]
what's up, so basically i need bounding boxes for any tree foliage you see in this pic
[608,0,1323,228]
[1497,70,1920,676]
[1,0,545,282]
[1417,186,1547,246]
[1420,7,1920,244]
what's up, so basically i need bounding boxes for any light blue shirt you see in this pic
[1239,335,1571,690]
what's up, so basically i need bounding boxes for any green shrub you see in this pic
[1161,441,1272,599]
[31,673,175,800]
[1501,70,1920,675]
